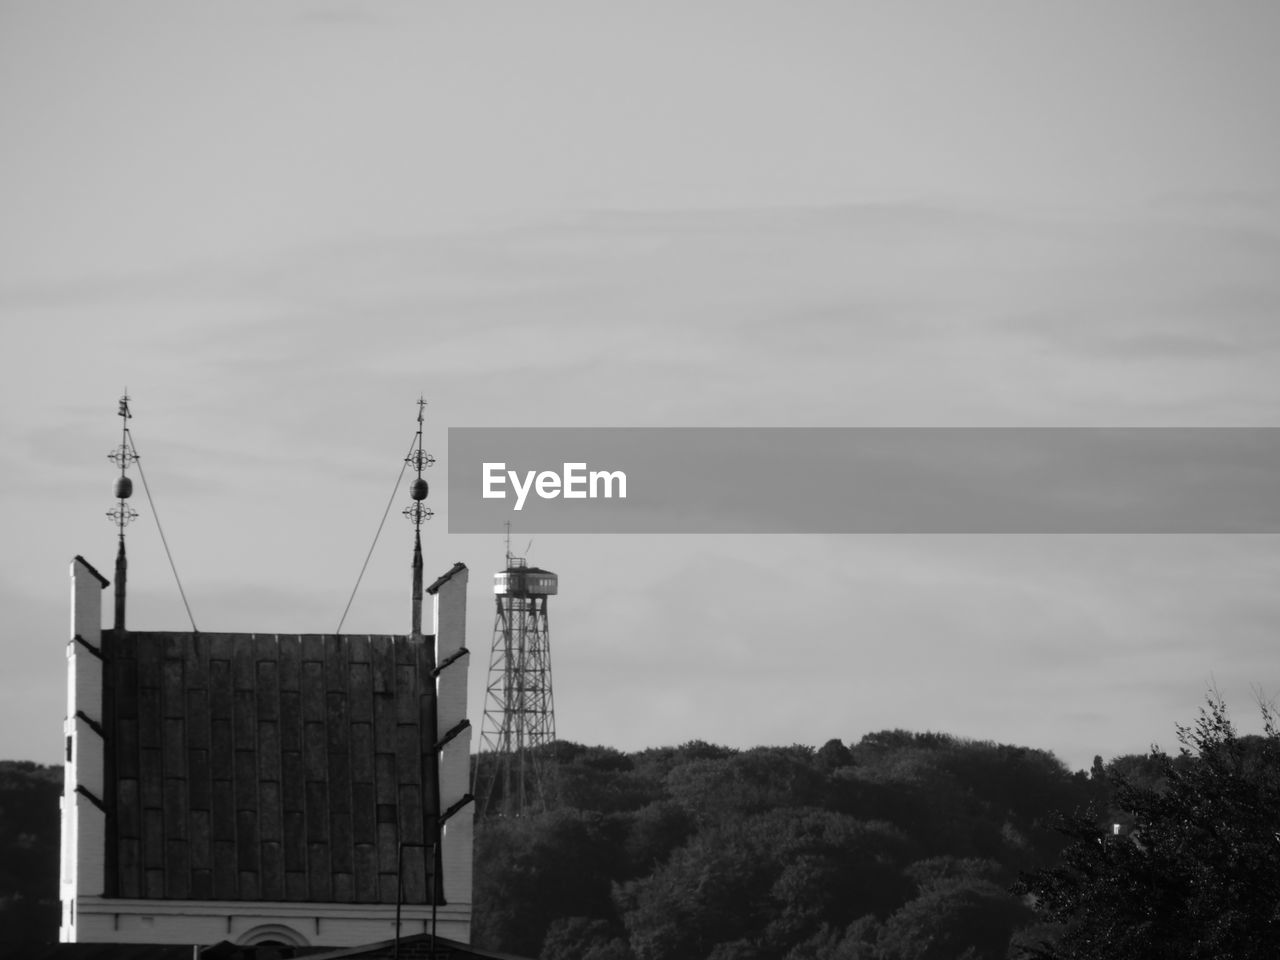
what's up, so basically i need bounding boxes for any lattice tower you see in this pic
[474,553,558,817]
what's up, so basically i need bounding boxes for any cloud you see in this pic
[7,199,1280,771]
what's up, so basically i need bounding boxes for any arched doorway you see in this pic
[238,923,310,947]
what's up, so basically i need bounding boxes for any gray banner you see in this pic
[446,428,1280,533]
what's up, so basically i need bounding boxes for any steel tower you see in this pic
[474,544,558,818]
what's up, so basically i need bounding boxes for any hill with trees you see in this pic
[6,700,1273,959]
[471,733,1101,960]
[472,701,1278,960]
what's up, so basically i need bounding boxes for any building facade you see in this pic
[60,556,473,949]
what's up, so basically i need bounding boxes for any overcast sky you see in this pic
[3,1,1279,772]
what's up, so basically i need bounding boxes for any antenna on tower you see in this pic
[335,399,434,634]
[404,396,435,637]
[106,392,138,632]
[105,394,198,632]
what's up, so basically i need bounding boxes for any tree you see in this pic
[664,746,827,825]
[0,762,62,945]
[622,801,695,877]
[618,809,910,960]
[1016,696,1280,959]
[541,916,636,960]
[472,808,622,956]
[816,739,854,772]
[875,877,1031,960]
[554,743,665,814]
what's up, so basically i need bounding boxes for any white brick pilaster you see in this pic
[431,566,473,928]
[63,557,109,941]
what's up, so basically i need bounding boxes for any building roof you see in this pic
[100,630,444,904]
[4,934,528,960]
[73,555,110,588]
[3,945,195,960]
[304,931,530,959]
[425,562,467,596]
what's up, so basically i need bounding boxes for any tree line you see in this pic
[0,761,61,944]
[473,732,1091,959]
[472,702,1278,960]
[4,698,1275,958]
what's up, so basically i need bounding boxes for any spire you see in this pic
[106,392,138,633]
[403,397,435,637]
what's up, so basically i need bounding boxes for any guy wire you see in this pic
[335,433,418,633]
[126,430,199,632]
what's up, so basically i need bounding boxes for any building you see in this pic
[60,554,474,950]
[14,930,525,960]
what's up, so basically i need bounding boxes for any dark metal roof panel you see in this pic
[101,631,442,905]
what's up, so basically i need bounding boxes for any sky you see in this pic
[2,1,1279,773]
